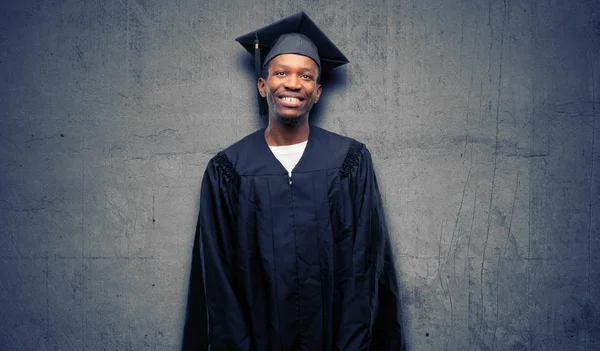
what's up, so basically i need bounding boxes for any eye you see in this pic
[275,71,287,76]
[301,74,313,80]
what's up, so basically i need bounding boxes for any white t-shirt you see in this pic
[268,140,308,178]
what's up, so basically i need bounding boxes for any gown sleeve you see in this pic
[336,142,405,351]
[185,153,252,351]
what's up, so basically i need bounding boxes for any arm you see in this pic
[336,143,404,351]
[184,155,252,351]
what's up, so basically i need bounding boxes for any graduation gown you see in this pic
[184,126,403,351]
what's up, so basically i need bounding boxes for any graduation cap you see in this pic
[235,11,349,116]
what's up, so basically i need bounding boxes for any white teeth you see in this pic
[283,97,299,102]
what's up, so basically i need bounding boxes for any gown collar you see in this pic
[253,125,322,175]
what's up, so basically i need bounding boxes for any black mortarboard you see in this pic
[236,11,349,73]
[236,12,348,117]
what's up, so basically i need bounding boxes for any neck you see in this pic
[265,116,310,146]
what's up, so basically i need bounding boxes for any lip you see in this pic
[278,94,305,108]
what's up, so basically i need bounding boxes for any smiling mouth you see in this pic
[278,96,304,107]
[282,97,300,102]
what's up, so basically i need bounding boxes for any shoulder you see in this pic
[310,127,373,176]
[205,129,263,181]
[339,135,372,178]
[311,125,358,151]
[310,126,372,172]
[205,126,373,177]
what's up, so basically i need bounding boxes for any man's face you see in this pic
[258,54,322,124]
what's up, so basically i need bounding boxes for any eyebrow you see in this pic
[271,64,317,74]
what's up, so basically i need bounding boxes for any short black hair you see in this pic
[261,60,321,85]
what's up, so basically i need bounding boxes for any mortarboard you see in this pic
[235,12,349,116]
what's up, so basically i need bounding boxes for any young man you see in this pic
[184,12,403,351]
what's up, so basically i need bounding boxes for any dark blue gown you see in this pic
[184,126,403,350]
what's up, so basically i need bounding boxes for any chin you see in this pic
[277,114,305,126]
[271,106,309,125]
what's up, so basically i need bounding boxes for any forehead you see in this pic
[267,54,319,71]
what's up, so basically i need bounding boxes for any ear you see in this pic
[314,84,323,103]
[257,77,266,98]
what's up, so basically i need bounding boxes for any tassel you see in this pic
[254,32,261,79]
[254,32,266,117]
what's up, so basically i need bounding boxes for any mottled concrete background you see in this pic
[0,0,598,350]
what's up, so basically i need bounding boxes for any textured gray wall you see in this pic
[1,0,598,350]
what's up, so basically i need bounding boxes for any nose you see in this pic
[283,74,302,90]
